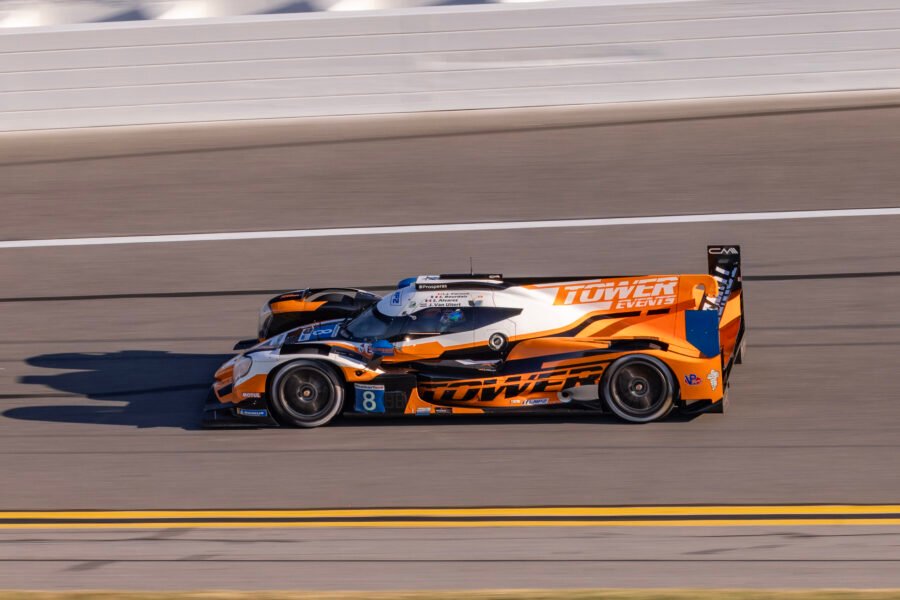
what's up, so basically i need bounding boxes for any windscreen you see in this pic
[343,306,404,341]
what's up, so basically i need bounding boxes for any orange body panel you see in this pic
[270,299,327,314]
[413,346,722,409]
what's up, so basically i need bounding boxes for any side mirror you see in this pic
[232,339,258,351]
[372,339,394,356]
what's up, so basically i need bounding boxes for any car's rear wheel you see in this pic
[602,355,674,423]
[269,361,344,428]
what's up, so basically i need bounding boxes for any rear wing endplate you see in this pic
[707,245,745,381]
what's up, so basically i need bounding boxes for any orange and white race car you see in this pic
[205,246,745,427]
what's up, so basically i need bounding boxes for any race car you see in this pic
[205,246,745,427]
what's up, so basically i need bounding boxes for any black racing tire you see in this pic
[268,360,344,428]
[602,354,675,423]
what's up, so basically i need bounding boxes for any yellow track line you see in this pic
[1,519,900,529]
[1,506,900,529]
[2,505,900,520]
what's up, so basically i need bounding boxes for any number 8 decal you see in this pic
[355,384,385,413]
[362,390,377,412]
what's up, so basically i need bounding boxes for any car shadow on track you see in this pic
[4,351,702,429]
[4,350,231,429]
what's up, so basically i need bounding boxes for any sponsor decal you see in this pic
[237,408,268,418]
[419,362,607,403]
[434,407,453,415]
[711,265,738,317]
[709,246,740,255]
[707,369,720,391]
[525,398,550,406]
[417,283,448,290]
[297,322,340,342]
[684,374,702,386]
[354,384,386,413]
[510,398,522,404]
[415,407,432,416]
[359,341,395,357]
[542,277,678,310]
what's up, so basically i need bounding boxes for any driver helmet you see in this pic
[442,309,465,325]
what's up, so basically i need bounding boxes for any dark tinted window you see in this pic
[345,306,521,342]
[312,292,352,303]
[405,307,473,336]
[344,307,405,341]
[473,307,522,329]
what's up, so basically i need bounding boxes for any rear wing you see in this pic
[708,245,745,380]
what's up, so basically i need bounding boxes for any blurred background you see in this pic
[0,0,534,26]
[1,0,900,594]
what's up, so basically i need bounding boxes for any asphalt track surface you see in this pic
[1,99,900,589]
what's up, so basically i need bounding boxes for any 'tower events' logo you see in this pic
[540,277,679,310]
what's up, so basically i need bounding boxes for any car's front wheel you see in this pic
[269,361,344,428]
[602,355,674,423]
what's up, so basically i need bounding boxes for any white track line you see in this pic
[2,208,899,249]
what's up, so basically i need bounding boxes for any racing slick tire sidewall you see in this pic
[269,360,344,428]
[602,354,675,424]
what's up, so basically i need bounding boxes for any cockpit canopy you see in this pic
[343,303,520,343]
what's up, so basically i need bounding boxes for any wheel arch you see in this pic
[265,356,349,427]
[599,352,678,423]
[265,355,347,397]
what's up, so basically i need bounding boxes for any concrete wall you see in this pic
[0,0,471,28]
[3,0,900,131]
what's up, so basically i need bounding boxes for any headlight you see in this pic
[233,355,253,382]
[258,302,273,339]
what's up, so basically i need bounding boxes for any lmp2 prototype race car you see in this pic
[205,246,745,427]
